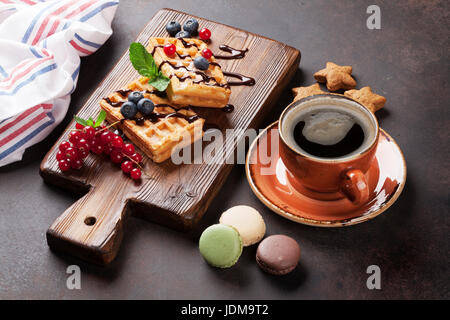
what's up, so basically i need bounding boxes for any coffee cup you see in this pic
[278,94,379,205]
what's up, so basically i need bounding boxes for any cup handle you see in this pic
[340,169,369,205]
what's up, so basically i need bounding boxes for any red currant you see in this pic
[93,134,103,146]
[103,144,114,155]
[58,159,71,172]
[78,149,89,159]
[201,48,213,59]
[76,139,90,153]
[75,123,84,130]
[69,130,82,145]
[90,139,103,153]
[100,131,113,145]
[199,28,211,40]
[90,143,104,155]
[110,150,124,163]
[111,136,124,150]
[122,143,135,156]
[56,151,65,161]
[90,138,99,149]
[82,126,95,140]
[64,147,78,160]
[130,168,142,180]
[121,160,134,173]
[163,43,176,56]
[130,153,143,163]
[59,141,71,152]
[70,158,83,170]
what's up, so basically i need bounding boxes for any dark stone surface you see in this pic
[0,0,448,299]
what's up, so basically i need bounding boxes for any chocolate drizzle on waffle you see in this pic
[158,59,255,88]
[102,90,128,108]
[134,107,199,125]
[103,97,124,108]
[116,89,132,96]
[158,60,188,72]
[106,89,199,125]
[153,39,255,89]
[159,59,229,88]
[178,38,200,49]
[144,89,167,99]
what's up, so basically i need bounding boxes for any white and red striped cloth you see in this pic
[0,0,118,167]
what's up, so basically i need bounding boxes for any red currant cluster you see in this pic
[56,123,143,180]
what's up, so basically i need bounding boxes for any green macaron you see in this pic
[199,224,243,268]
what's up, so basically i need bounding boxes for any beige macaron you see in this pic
[219,205,266,246]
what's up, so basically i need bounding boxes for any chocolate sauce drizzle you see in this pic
[222,104,234,113]
[214,44,249,60]
[102,89,131,108]
[223,71,256,86]
[151,39,255,89]
[209,62,222,68]
[159,59,228,88]
[145,89,167,99]
[105,90,199,125]
[116,89,132,96]
[103,97,124,108]
[178,38,200,49]
[133,108,199,125]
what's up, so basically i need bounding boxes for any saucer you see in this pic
[245,122,406,227]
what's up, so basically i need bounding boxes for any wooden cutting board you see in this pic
[40,8,300,265]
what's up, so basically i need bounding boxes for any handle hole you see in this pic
[84,216,96,226]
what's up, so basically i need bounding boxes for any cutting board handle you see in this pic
[46,180,130,265]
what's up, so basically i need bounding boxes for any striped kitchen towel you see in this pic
[0,0,119,167]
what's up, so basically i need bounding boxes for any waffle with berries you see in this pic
[100,78,204,163]
[146,37,231,108]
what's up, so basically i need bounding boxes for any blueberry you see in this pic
[166,21,181,37]
[183,18,199,36]
[120,102,138,119]
[128,91,144,104]
[175,30,191,39]
[137,98,155,116]
[193,56,209,70]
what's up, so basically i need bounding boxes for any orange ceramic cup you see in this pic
[278,94,380,205]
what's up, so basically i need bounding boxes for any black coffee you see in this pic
[293,112,365,158]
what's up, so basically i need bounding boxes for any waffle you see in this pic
[146,37,231,108]
[100,78,204,163]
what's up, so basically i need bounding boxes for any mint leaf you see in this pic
[86,118,94,127]
[94,110,106,127]
[74,111,106,128]
[149,75,171,92]
[74,116,88,126]
[138,68,155,79]
[129,42,169,91]
[129,42,157,77]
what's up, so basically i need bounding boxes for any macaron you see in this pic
[199,224,243,268]
[219,205,266,246]
[256,235,301,275]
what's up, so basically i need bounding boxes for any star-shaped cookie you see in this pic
[344,86,386,113]
[314,62,357,91]
[292,83,325,102]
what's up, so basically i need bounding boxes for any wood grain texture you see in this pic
[40,8,300,265]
